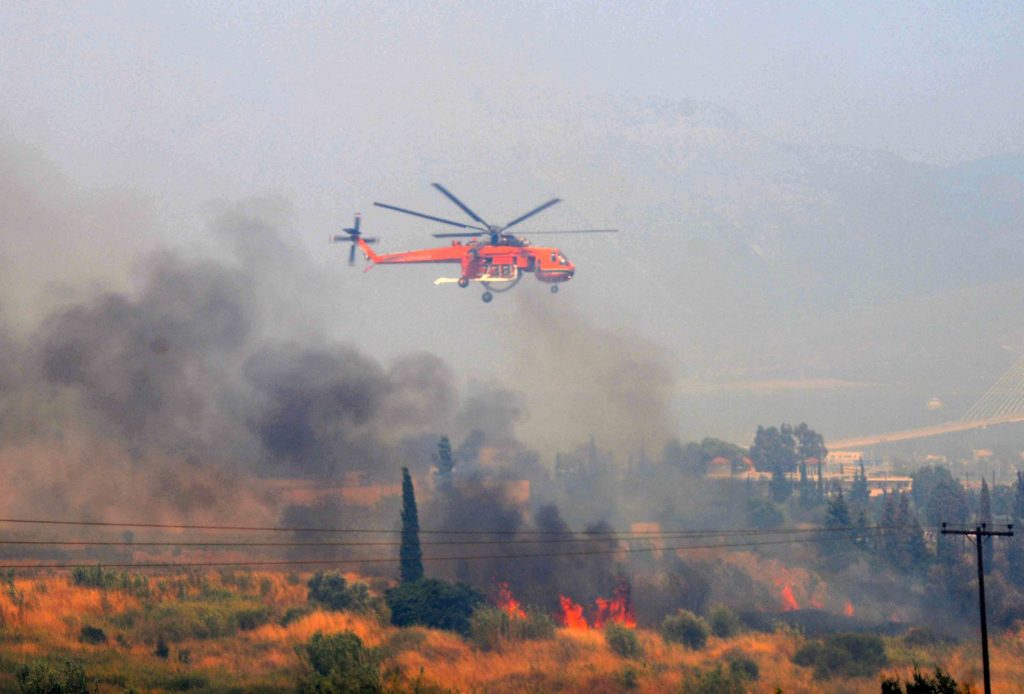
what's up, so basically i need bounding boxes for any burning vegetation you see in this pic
[2,180,1024,690]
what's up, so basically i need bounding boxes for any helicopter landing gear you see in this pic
[481,292,493,303]
[458,277,469,288]
[550,285,559,294]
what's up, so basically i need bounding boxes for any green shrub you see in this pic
[468,606,557,650]
[153,636,169,659]
[681,664,746,694]
[281,606,314,626]
[307,571,372,612]
[140,600,270,642]
[297,631,381,694]
[708,605,741,638]
[727,655,759,681]
[160,673,208,691]
[16,660,95,694]
[71,566,150,597]
[880,666,966,694]
[792,632,887,679]
[385,578,484,636]
[617,666,640,689]
[78,625,107,645]
[746,498,784,529]
[661,609,709,650]
[604,622,643,659]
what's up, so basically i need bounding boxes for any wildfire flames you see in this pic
[779,583,799,611]
[558,595,589,629]
[558,580,636,629]
[844,601,855,617]
[497,582,526,620]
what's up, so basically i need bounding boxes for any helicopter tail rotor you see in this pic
[331,214,379,266]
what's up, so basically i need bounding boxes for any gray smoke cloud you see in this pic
[509,292,677,457]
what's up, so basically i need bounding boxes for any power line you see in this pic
[0,529,882,571]
[0,516,893,537]
[0,528,892,548]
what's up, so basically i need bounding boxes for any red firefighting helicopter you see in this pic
[332,183,617,302]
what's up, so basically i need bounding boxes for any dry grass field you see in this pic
[0,571,1022,692]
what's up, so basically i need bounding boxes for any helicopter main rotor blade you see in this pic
[503,198,561,230]
[373,202,488,231]
[519,229,619,235]
[432,183,491,228]
[433,232,485,238]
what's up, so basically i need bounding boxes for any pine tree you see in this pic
[798,460,812,508]
[770,463,791,503]
[896,492,929,571]
[854,507,871,550]
[822,487,852,563]
[979,477,993,574]
[816,458,824,501]
[850,460,870,507]
[400,467,423,583]
[880,491,898,564]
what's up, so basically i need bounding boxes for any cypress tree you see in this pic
[400,467,423,583]
[850,460,870,507]
[434,435,455,494]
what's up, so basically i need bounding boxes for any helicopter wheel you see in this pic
[458,277,469,288]
[550,285,559,294]
[481,292,493,303]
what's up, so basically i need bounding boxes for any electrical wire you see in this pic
[0,517,899,537]
[0,525,897,548]
[0,529,884,570]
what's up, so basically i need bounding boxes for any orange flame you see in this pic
[592,580,636,628]
[558,595,589,629]
[780,583,799,611]
[844,601,854,617]
[497,582,526,620]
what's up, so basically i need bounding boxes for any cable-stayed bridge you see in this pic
[830,352,1024,450]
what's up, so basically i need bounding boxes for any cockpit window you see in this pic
[558,254,569,265]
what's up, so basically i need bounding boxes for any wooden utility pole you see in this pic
[941,523,1013,694]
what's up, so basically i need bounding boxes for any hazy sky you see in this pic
[3,1,1024,444]
[3,2,1022,191]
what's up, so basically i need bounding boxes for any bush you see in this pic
[708,604,741,638]
[385,578,484,636]
[307,571,372,612]
[792,632,887,679]
[281,606,314,626]
[468,606,556,650]
[727,655,759,681]
[141,600,270,642]
[16,660,95,694]
[78,625,107,645]
[604,622,642,659]
[617,666,640,689]
[71,565,150,597]
[297,631,381,694]
[160,674,209,691]
[661,609,709,650]
[880,666,966,694]
[681,665,746,694]
[746,498,784,529]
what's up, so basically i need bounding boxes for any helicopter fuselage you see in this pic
[356,237,575,285]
